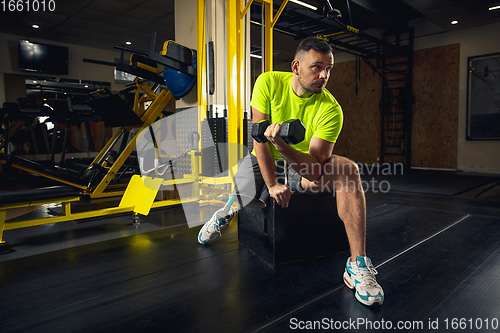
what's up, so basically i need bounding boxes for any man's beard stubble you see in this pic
[298,75,325,95]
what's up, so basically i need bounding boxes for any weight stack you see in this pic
[203,117,227,177]
[244,118,253,153]
[174,107,198,176]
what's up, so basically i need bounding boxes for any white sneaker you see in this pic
[343,256,384,306]
[198,207,236,244]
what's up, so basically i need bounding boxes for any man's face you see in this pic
[295,49,334,95]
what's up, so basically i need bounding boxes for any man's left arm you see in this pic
[264,124,334,181]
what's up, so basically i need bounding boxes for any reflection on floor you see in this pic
[0,170,499,333]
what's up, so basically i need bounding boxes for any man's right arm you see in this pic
[252,107,293,208]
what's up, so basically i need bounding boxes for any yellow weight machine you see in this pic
[0,0,289,253]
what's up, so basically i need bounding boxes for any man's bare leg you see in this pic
[301,155,366,262]
[300,155,383,306]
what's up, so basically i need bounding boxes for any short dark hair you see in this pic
[295,36,332,57]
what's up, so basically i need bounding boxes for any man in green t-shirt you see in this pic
[198,37,384,307]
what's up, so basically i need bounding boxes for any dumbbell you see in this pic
[251,119,306,145]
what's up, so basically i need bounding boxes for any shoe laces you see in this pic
[355,258,379,287]
[207,219,223,237]
[206,208,234,237]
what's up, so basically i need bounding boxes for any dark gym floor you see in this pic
[1,169,500,333]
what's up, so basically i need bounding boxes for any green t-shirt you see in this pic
[250,71,343,159]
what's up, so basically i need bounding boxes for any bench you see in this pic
[238,191,349,265]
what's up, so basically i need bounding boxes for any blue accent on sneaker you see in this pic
[344,256,384,306]
[197,206,236,244]
[226,195,236,207]
[357,291,383,302]
[198,231,210,244]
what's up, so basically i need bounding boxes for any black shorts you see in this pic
[233,154,304,205]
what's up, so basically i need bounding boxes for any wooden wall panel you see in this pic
[411,43,459,169]
[326,59,382,164]
[327,43,459,169]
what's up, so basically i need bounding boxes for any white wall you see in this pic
[174,0,198,109]
[414,22,500,173]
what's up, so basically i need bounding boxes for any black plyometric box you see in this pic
[238,191,349,265]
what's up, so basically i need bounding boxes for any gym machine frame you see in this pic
[0,77,173,249]
[0,78,173,197]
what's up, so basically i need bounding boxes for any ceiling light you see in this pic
[33,80,37,84]
[451,20,459,25]
[84,85,89,88]
[489,5,500,10]
[250,54,262,59]
[32,24,39,29]
[289,0,317,11]
[125,41,132,45]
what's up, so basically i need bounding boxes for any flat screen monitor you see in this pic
[18,40,69,75]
